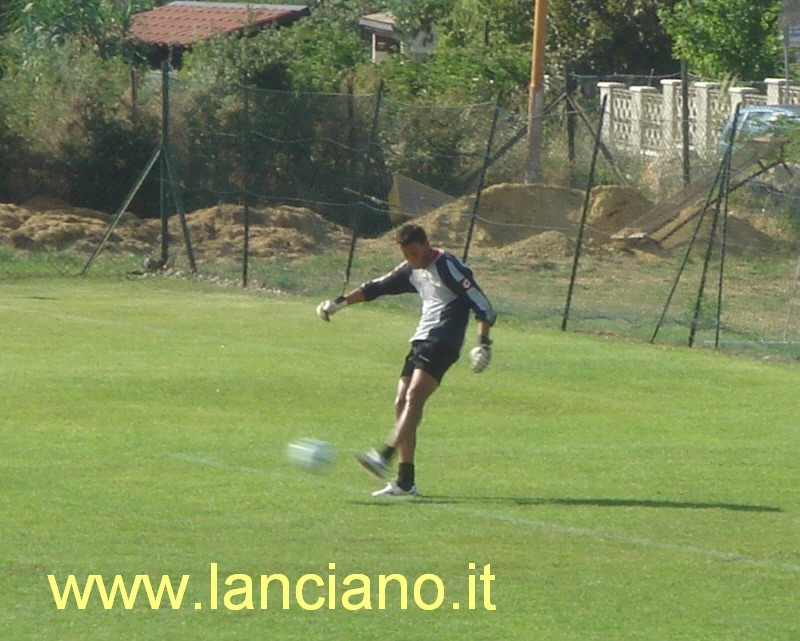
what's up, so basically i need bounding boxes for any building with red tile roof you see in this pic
[130,2,309,49]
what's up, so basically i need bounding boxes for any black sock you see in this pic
[397,463,415,491]
[379,445,396,462]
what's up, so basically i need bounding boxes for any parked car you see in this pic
[718,104,800,153]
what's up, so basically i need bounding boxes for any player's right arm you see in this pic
[316,263,413,321]
[360,262,415,301]
[316,288,365,321]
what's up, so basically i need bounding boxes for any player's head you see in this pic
[396,223,428,247]
[396,223,434,268]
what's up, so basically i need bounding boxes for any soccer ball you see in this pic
[286,437,336,472]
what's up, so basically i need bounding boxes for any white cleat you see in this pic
[355,449,390,480]
[371,481,418,499]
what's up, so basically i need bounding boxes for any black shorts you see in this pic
[400,340,459,384]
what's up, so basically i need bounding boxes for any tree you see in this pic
[658,0,783,80]
[366,35,529,106]
[182,17,367,91]
[441,0,532,46]
[548,0,677,76]
[0,0,153,66]
[379,0,455,35]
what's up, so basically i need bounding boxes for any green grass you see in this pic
[1,277,798,640]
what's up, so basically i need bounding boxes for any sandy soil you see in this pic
[0,184,785,265]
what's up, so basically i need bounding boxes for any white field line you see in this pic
[169,452,800,575]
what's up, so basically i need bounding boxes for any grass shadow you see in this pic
[421,495,783,513]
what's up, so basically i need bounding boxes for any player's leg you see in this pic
[394,375,410,423]
[364,369,436,496]
[354,358,414,480]
[389,366,438,491]
[360,340,458,495]
[392,367,438,463]
[371,341,458,496]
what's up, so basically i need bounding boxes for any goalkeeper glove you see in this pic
[469,335,492,373]
[316,296,347,322]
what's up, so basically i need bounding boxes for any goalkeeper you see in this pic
[316,223,496,498]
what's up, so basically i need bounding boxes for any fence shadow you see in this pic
[415,495,783,512]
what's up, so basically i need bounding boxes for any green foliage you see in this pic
[281,21,366,91]
[377,101,483,196]
[659,0,783,79]
[179,0,374,91]
[353,37,529,195]
[59,115,160,214]
[167,84,243,212]
[165,78,392,225]
[2,0,153,63]
[380,0,455,34]
[182,20,366,92]
[0,0,794,225]
[300,0,374,26]
[370,37,528,105]
[447,0,532,46]
[0,34,158,209]
[548,0,677,75]
[176,3,527,210]
[180,28,294,90]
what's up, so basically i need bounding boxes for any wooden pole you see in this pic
[524,0,548,183]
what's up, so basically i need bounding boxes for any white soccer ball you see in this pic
[286,437,336,472]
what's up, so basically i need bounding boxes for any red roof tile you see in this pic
[130,2,308,48]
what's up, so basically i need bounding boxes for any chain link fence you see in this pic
[2,67,800,358]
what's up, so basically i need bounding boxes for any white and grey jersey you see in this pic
[360,249,496,351]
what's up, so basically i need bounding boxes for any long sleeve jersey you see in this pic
[360,248,496,352]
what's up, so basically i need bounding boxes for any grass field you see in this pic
[1,276,798,640]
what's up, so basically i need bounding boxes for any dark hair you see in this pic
[395,223,428,246]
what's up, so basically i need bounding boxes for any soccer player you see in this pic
[316,223,496,497]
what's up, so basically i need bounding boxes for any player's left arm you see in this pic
[440,255,496,372]
[468,318,494,373]
[441,255,497,328]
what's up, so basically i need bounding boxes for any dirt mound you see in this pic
[0,200,350,260]
[374,183,650,252]
[585,185,653,240]
[375,182,780,261]
[371,182,585,250]
[492,230,577,262]
[661,210,779,253]
[176,204,351,260]
[0,183,786,263]
[0,204,28,235]
[0,201,156,254]
[476,183,585,244]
